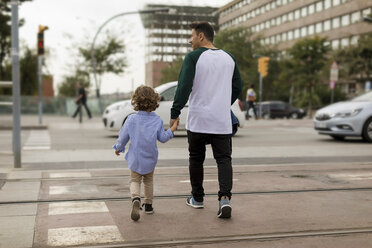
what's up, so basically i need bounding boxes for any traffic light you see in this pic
[258,57,270,78]
[37,25,48,55]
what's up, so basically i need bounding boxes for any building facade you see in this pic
[219,0,372,95]
[140,4,218,88]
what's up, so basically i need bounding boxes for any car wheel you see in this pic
[362,117,372,143]
[290,112,299,119]
[330,135,345,141]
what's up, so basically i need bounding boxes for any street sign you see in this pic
[330,81,335,89]
[330,61,339,82]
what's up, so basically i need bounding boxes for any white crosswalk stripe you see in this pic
[23,130,51,150]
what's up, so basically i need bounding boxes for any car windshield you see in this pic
[351,91,372,102]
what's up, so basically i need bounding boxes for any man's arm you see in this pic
[231,63,242,104]
[170,53,196,120]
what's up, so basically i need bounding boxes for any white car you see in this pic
[314,90,372,142]
[103,81,245,133]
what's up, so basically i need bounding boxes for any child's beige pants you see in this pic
[130,170,154,204]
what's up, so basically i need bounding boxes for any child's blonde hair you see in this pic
[131,85,160,112]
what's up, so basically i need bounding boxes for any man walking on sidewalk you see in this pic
[72,82,92,119]
[170,22,242,218]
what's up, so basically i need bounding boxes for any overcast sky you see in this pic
[18,0,231,95]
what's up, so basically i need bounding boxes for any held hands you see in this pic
[115,150,120,156]
[170,118,180,133]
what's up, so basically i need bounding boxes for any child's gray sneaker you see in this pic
[131,197,141,221]
[186,196,204,209]
[217,196,232,218]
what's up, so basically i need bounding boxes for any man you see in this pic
[72,82,92,119]
[170,22,242,218]
[246,84,258,120]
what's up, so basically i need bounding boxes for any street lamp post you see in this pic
[90,8,169,113]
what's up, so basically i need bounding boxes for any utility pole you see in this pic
[257,56,270,118]
[11,0,21,168]
[37,25,48,125]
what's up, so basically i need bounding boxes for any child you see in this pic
[113,85,179,221]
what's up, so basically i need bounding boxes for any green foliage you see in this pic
[159,57,183,85]
[19,47,38,95]
[58,68,90,97]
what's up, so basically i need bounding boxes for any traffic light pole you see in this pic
[259,72,263,119]
[11,0,21,168]
[38,55,43,125]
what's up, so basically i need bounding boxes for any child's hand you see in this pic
[115,150,120,156]
[170,117,180,132]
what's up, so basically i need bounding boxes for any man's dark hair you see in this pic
[250,84,254,88]
[189,22,214,42]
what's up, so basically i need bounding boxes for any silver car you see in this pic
[103,81,245,133]
[314,91,372,142]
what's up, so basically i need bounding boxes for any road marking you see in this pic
[48,202,108,215]
[329,173,372,180]
[49,185,99,195]
[23,130,51,150]
[49,172,91,178]
[179,179,239,183]
[47,226,124,246]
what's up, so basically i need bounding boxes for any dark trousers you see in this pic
[246,101,257,118]
[187,130,233,202]
[72,102,92,118]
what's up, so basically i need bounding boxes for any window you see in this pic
[260,23,265,30]
[362,8,371,16]
[308,4,315,15]
[316,1,323,12]
[271,18,276,26]
[282,14,287,23]
[332,17,340,29]
[324,20,331,31]
[351,11,360,23]
[282,0,288,4]
[341,37,349,48]
[331,39,339,50]
[276,16,282,25]
[294,29,300,39]
[333,0,341,6]
[350,35,358,45]
[301,6,308,17]
[301,27,307,37]
[271,2,276,9]
[288,30,293,40]
[308,24,315,35]
[324,0,331,10]
[282,32,287,41]
[266,3,270,11]
[256,8,260,15]
[265,21,270,29]
[288,12,294,21]
[341,14,350,26]
[316,22,322,33]
[294,9,300,19]
[276,0,282,6]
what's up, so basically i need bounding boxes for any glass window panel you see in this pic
[308,24,315,35]
[276,16,281,25]
[301,7,307,17]
[351,11,360,23]
[282,32,287,41]
[271,36,275,44]
[324,20,331,31]
[295,9,300,19]
[341,14,350,26]
[271,18,276,26]
[288,30,293,40]
[341,38,349,48]
[316,1,323,12]
[333,0,341,6]
[309,4,315,15]
[288,12,294,21]
[294,29,300,38]
[331,39,339,50]
[324,0,331,9]
[282,14,287,23]
[301,27,307,37]
[265,21,270,28]
[362,8,371,16]
[266,3,270,11]
[315,22,322,33]
[350,36,358,45]
[332,17,340,28]
[282,0,288,4]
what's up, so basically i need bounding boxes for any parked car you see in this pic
[313,91,372,142]
[255,101,306,119]
[102,81,245,133]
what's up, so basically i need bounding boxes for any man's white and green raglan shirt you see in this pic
[171,47,242,134]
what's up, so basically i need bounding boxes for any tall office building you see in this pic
[219,0,372,95]
[140,4,218,88]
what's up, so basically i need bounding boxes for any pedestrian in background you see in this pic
[72,82,92,119]
[246,84,258,120]
[170,22,242,218]
[113,85,179,221]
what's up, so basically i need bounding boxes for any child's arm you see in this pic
[113,116,131,154]
[157,118,179,143]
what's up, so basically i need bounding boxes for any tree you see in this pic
[58,68,90,97]
[287,36,330,117]
[77,32,127,98]
[159,57,183,85]
[0,0,30,80]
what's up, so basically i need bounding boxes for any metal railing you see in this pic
[0,81,13,106]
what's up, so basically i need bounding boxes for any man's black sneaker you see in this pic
[131,197,141,221]
[142,203,154,214]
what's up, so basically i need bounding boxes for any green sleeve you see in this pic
[171,53,196,119]
[231,63,242,104]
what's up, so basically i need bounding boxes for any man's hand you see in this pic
[115,150,120,156]
[170,119,177,129]
[170,118,180,133]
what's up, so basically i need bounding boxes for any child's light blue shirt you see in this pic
[113,111,174,175]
